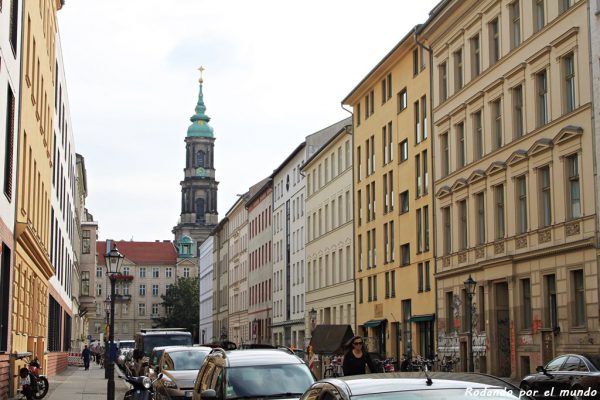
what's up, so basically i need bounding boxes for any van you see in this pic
[134,328,192,356]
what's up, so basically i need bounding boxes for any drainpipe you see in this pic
[414,25,438,359]
[341,104,357,337]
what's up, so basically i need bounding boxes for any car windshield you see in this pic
[353,388,524,399]
[226,364,314,399]
[143,335,192,356]
[164,350,209,371]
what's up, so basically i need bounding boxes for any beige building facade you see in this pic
[303,126,355,336]
[422,0,597,379]
[343,30,435,361]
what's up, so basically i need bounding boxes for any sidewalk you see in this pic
[41,363,129,400]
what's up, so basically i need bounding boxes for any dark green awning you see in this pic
[411,314,435,323]
[363,319,387,328]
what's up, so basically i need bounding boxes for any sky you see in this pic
[57,0,440,242]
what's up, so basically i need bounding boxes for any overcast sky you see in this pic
[57,0,439,242]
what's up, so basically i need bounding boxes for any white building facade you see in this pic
[227,198,249,345]
[199,236,213,343]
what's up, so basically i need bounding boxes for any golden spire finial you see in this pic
[198,66,205,84]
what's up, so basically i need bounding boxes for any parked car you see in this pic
[153,346,212,400]
[300,372,531,400]
[520,354,600,400]
[147,346,171,380]
[192,348,315,399]
[135,328,193,357]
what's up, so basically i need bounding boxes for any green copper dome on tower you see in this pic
[187,69,214,138]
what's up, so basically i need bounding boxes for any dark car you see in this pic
[300,372,532,400]
[520,354,600,400]
[192,348,315,399]
[153,346,212,400]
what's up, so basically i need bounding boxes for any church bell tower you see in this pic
[173,68,219,257]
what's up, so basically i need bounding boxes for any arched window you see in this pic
[196,151,205,168]
[196,198,206,223]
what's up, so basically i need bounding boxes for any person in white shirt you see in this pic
[19,367,34,400]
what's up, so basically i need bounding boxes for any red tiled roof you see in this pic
[97,240,177,265]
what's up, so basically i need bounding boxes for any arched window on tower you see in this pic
[196,150,206,168]
[196,198,206,224]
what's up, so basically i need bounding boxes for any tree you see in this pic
[153,276,199,336]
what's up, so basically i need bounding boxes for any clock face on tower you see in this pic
[195,167,206,177]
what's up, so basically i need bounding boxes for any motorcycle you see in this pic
[117,355,161,400]
[16,355,49,399]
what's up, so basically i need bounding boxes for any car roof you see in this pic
[163,346,212,353]
[216,349,305,367]
[324,372,520,396]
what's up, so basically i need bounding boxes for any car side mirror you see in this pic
[202,389,217,399]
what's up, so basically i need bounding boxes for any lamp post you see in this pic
[103,298,110,378]
[464,274,477,373]
[104,243,124,400]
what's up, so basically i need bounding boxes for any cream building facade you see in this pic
[199,236,213,343]
[343,30,435,360]
[422,0,597,379]
[303,125,355,336]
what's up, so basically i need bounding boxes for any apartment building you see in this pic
[46,29,77,375]
[422,0,596,379]
[246,178,273,344]
[303,124,355,337]
[0,0,23,397]
[199,236,213,343]
[12,0,64,388]
[592,0,600,241]
[343,30,435,360]
[211,218,229,342]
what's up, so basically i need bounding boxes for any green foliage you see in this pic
[153,276,199,334]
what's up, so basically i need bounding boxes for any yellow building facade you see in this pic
[422,0,597,379]
[343,31,435,363]
[12,0,63,387]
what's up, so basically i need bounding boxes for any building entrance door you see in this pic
[494,282,511,377]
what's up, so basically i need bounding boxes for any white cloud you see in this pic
[58,0,439,241]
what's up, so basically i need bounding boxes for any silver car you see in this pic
[153,346,212,400]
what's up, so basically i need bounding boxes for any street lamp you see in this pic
[464,274,477,373]
[103,297,110,378]
[104,243,124,400]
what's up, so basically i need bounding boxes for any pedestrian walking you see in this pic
[82,345,91,370]
[342,335,378,376]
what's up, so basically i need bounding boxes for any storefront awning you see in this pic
[411,314,435,323]
[363,319,387,328]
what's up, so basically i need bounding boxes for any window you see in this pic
[544,274,557,329]
[572,269,585,327]
[422,150,428,194]
[152,304,159,317]
[563,53,575,113]
[521,278,532,329]
[152,267,159,278]
[398,88,407,113]
[536,70,548,127]
[359,279,363,303]
[81,272,90,296]
[476,192,485,245]
[443,206,451,255]
[416,208,423,253]
[445,292,454,333]
[559,0,573,13]
[473,111,484,160]
[356,103,361,127]
[385,271,390,298]
[401,244,410,266]
[391,270,396,297]
[367,276,372,302]
[513,85,524,138]
[454,48,463,91]
[139,267,146,278]
[389,171,394,211]
[139,284,146,296]
[441,133,449,176]
[96,283,102,297]
[418,263,424,292]
[470,34,481,78]
[399,139,408,162]
[495,185,505,239]
[138,303,146,316]
[400,191,409,214]
[413,48,419,76]
[424,205,430,251]
[492,99,502,150]
[166,267,172,278]
[415,101,421,144]
[4,85,15,200]
[425,262,431,291]
[9,0,18,53]
[510,1,521,49]
[439,61,448,102]
[383,121,393,164]
[152,284,159,296]
[381,73,392,103]
[357,190,362,226]
[357,146,362,181]
[421,96,428,140]
[82,230,91,254]
[96,266,103,278]
[373,275,378,301]
[456,122,465,168]
[534,0,545,32]
[459,200,468,250]
[184,267,190,278]
[489,18,500,65]
[517,176,528,234]
[539,166,551,227]
[415,153,421,197]
[566,154,581,219]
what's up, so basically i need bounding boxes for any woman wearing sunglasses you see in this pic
[342,335,379,376]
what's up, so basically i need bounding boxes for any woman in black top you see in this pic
[342,335,379,376]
